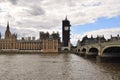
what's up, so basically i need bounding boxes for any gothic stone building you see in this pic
[0,22,60,53]
[80,35,106,46]
[62,17,71,51]
[40,32,60,52]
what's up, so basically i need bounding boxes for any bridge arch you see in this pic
[88,47,99,56]
[78,49,80,52]
[82,48,86,52]
[81,48,87,55]
[64,48,69,51]
[102,45,120,57]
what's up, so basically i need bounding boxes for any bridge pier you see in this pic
[96,51,103,62]
[77,52,80,56]
[84,53,88,58]
[96,56,102,62]
[85,54,96,58]
[75,52,80,56]
[80,52,85,56]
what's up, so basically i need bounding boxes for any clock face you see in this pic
[64,26,69,30]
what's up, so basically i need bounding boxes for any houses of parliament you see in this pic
[0,17,72,53]
[0,22,60,53]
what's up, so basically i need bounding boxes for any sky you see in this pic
[0,0,120,45]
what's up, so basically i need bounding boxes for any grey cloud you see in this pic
[9,0,18,5]
[0,0,17,4]
[0,8,4,12]
[81,1,102,7]
[67,0,77,7]
[0,0,5,3]
[26,6,45,16]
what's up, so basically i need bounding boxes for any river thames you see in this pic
[0,53,120,80]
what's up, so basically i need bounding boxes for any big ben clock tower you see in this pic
[62,17,71,51]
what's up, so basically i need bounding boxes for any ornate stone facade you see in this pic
[0,22,60,53]
[80,35,106,46]
[40,32,60,52]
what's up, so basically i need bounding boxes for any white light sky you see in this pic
[0,0,120,45]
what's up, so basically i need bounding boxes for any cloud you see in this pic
[9,0,17,5]
[71,28,120,46]
[71,33,82,46]
[25,5,45,16]
[0,0,120,45]
[83,28,120,38]
[0,0,5,3]
[1,0,120,27]
[0,8,3,12]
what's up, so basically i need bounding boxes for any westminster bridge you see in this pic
[76,40,120,62]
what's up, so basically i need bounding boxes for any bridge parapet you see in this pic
[76,40,120,62]
[76,40,120,56]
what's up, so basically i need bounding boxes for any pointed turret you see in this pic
[91,35,93,39]
[5,21,11,39]
[65,16,67,20]
[0,32,1,39]
[7,21,9,30]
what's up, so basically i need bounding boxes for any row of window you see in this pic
[0,43,41,50]
[43,41,58,50]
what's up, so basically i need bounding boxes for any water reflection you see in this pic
[0,53,119,80]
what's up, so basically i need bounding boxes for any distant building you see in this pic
[0,22,60,53]
[108,35,120,41]
[80,35,106,46]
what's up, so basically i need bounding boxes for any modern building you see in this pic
[0,22,60,53]
[62,17,71,51]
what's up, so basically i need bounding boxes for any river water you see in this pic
[0,53,120,80]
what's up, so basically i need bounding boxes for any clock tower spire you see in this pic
[62,16,71,51]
